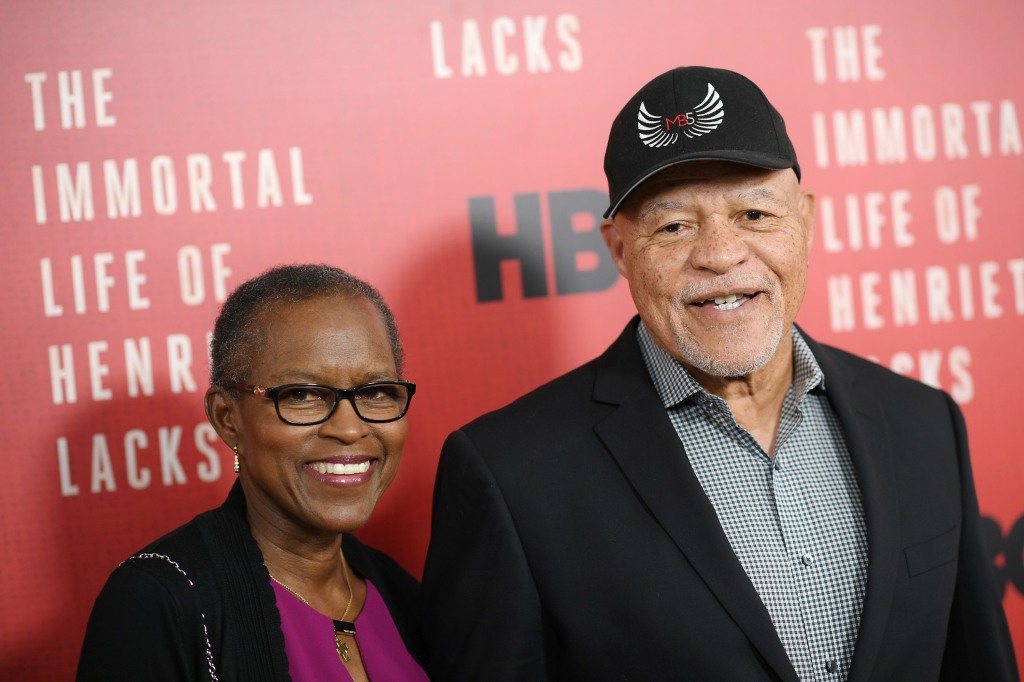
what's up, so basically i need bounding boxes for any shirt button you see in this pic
[773,459,782,471]
[801,553,814,566]
[825,660,838,673]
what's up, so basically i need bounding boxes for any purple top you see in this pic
[272,578,428,681]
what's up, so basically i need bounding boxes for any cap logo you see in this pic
[637,83,724,148]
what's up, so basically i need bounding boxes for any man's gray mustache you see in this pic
[673,275,778,306]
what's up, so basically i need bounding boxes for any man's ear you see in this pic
[799,190,816,251]
[205,385,242,447]
[601,218,630,278]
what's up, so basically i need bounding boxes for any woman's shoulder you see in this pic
[123,485,251,573]
[89,508,222,623]
[92,498,246,621]
[78,521,218,681]
[122,506,222,572]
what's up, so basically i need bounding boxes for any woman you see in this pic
[78,264,428,681]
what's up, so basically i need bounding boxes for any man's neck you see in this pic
[686,333,795,456]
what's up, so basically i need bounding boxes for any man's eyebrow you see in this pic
[735,187,782,204]
[637,199,687,221]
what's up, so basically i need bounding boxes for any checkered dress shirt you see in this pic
[637,323,868,681]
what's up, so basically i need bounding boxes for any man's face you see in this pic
[601,161,815,379]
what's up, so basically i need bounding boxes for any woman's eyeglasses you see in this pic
[230,381,415,425]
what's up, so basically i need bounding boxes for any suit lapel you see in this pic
[592,320,799,682]
[803,336,900,682]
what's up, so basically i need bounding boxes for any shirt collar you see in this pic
[636,321,826,409]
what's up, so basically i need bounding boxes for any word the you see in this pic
[24,68,115,130]
[805,25,885,84]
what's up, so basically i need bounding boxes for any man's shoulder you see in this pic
[461,321,645,438]
[463,354,604,435]
[807,332,952,404]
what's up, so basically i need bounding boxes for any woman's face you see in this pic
[214,294,408,540]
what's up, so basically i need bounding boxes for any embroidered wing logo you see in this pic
[637,83,725,148]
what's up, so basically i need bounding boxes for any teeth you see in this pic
[313,461,371,475]
[708,293,745,311]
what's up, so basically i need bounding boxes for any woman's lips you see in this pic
[311,460,370,475]
[305,458,376,486]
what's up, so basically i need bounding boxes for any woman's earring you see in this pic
[233,445,240,474]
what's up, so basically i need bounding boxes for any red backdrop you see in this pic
[2,1,1022,678]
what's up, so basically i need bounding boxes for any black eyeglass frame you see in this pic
[229,381,416,425]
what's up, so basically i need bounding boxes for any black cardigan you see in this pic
[77,481,426,681]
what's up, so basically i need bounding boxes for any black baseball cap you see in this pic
[603,66,800,217]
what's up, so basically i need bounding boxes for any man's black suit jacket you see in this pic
[422,317,1018,681]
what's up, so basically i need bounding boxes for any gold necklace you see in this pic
[268,548,357,663]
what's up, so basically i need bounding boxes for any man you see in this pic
[422,66,1018,681]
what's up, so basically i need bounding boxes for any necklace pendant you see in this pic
[336,636,352,663]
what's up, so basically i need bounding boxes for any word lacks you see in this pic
[431,14,582,77]
[57,422,223,496]
[470,190,617,302]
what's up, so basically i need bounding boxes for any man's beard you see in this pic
[670,275,785,378]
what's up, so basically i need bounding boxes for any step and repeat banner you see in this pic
[2,1,1022,677]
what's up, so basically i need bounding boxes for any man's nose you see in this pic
[688,217,749,274]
